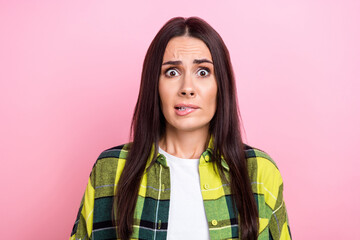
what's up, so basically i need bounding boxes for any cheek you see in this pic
[208,84,218,111]
[159,81,172,111]
[158,81,166,104]
[210,97,217,113]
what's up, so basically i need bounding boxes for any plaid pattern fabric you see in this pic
[70,135,292,240]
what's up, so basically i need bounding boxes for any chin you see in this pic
[170,121,210,132]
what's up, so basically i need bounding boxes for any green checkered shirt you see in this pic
[70,135,292,239]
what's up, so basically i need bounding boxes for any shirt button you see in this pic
[205,155,210,161]
[203,183,209,190]
[212,219,218,226]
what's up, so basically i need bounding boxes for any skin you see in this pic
[158,36,218,159]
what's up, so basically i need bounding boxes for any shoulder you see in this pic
[244,143,286,211]
[243,143,284,187]
[88,142,132,182]
[96,142,130,162]
[93,143,131,166]
[244,143,279,170]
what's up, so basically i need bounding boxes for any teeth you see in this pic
[177,107,190,111]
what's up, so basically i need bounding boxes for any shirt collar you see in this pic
[146,134,229,172]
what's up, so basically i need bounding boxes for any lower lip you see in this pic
[175,107,198,116]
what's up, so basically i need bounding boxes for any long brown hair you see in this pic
[113,16,259,239]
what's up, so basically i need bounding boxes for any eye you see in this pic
[164,68,180,77]
[197,67,210,77]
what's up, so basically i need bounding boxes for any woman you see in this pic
[70,16,291,240]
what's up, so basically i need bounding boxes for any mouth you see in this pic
[174,104,199,116]
[175,106,197,111]
[174,104,200,110]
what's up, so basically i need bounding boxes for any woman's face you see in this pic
[159,36,217,133]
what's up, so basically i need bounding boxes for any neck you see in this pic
[159,125,210,159]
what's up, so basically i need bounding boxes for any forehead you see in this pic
[163,36,212,61]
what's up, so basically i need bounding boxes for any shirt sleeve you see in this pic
[69,172,96,240]
[267,172,292,239]
[250,148,292,240]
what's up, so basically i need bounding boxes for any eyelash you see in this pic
[164,67,211,78]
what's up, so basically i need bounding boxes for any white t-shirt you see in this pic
[158,146,210,240]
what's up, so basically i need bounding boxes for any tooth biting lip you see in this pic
[174,104,200,109]
[175,106,195,110]
[174,104,199,116]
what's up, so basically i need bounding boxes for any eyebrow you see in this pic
[162,58,213,65]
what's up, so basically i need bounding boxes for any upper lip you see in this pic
[174,104,200,109]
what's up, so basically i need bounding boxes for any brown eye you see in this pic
[197,68,210,77]
[165,68,180,77]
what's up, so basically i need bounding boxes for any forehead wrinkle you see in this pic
[163,36,213,63]
[164,47,212,63]
[173,48,207,58]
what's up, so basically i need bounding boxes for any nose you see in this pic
[180,89,195,97]
[178,73,196,97]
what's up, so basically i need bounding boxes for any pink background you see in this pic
[1,1,359,239]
